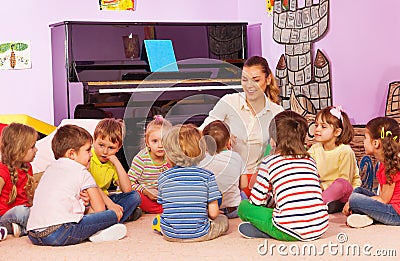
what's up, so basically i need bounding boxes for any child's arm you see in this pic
[99,188,123,221]
[0,177,5,194]
[108,154,132,193]
[86,187,106,212]
[338,148,360,186]
[127,155,147,192]
[239,174,248,190]
[372,183,396,203]
[208,200,220,220]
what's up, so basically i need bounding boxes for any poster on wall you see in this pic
[266,0,289,15]
[0,41,31,70]
[99,0,135,11]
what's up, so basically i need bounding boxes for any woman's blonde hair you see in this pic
[0,123,37,204]
[244,56,280,104]
[162,124,205,167]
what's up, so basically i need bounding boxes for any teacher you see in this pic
[200,56,284,196]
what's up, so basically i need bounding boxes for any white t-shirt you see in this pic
[27,158,97,231]
[200,92,283,173]
[199,150,246,208]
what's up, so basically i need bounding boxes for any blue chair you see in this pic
[359,155,375,192]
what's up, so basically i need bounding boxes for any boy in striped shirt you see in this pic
[238,111,329,241]
[156,124,229,242]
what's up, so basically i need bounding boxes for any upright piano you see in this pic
[50,21,248,163]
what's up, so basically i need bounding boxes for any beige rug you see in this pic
[1,213,398,260]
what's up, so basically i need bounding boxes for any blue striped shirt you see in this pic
[157,166,221,239]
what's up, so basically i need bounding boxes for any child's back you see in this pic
[157,124,229,242]
[200,120,247,215]
[28,158,96,229]
[158,165,220,238]
[200,150,244,208]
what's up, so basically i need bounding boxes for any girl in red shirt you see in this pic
[343,117,400,228]
[0,123,37,238]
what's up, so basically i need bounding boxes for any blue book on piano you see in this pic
[141,40,179,72]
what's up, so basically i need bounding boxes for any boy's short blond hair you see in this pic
[52,124,93,159]
[162,124,205,167]
[94,118,125,146]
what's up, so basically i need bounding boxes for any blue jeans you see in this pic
[349,187,400,225]
[28,210,118,246]
[109,191,141,223]
[0,205,30,235]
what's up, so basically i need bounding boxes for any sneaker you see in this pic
[238,222,272,239]
[327,200,346,214]
[0,226,7,241]
[152,214,161,233]
[346,214,374,228]
[89,224,127,242]
[12,223,21,238]
[126,207,142,222]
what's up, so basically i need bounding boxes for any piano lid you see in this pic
[59,21,248,82]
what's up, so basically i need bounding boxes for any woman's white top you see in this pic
[200,92,283,173]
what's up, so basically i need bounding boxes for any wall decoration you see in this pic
[99,0,135,11]
[273,0,331,113]
[272,0,331,145]
[385,81,400,122]
[0,41,31,70]
[267,0,289,15]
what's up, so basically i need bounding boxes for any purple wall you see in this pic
[1,0,399,125]
[0,0,239,124]
[239,0,400,124]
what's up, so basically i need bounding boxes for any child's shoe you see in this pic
[89,224,127,242]
[327,200,346,214]
[0,226,7,241]
[152,214,161,233]
[346,214,373,228]
[12,223,22,238]
[238,222,272,239]
[126,207,143,222]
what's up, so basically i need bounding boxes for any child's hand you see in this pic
[107,155,120,165]
[342,202,351,216]
[143,188,158,201]
[80,190,90,206]
[108,202,124,221]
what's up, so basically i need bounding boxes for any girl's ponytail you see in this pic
[381,130,400,184]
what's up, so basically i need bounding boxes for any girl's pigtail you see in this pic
[25,174,35,206]
[381,130,400,184]
[7,166,18,204]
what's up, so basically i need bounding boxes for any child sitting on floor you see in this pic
[199,120,247,218]
[238,111,329,241]
[308,106,361,213]
[343,117,400,228]
[0,123,37,238]
[27,125,126,246]
[154,124,229,242]
[89,118,142,222]
[128,115,172,213]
